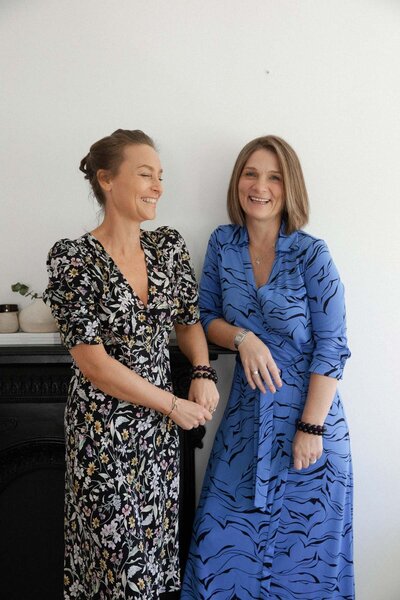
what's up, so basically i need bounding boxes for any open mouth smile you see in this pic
[249,196,271,205]
[142,197,158,205]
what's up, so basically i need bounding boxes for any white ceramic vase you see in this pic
[19,298,58,333]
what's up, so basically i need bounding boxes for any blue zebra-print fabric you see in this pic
[181,223,354,599]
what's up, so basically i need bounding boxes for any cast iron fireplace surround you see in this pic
[0,343,225,600]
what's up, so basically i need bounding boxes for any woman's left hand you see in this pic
[292,431,323,470]
[188,378,220,416]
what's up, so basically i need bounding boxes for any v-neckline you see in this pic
[243,244,277,292]
[86,231,151,309]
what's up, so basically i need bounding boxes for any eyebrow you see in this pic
[244,166,282,174]
[137,164,163,172]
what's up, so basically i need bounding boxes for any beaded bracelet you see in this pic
[191,365,218,383]
[167,395,178,418]
[296,419,326,436]
[191,365,216,375]
[191,371,218,383]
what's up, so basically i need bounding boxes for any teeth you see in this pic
[249,196,270,204]
[142,198,157,204]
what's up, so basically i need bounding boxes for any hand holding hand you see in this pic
[292,431,323,470]
[188,378,220,415]
[238,332,282,393]
[169,397,212,430]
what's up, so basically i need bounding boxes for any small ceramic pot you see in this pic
[19,298,58,333]
[0,304,19,333]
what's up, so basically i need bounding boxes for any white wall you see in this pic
[1,1,399,597]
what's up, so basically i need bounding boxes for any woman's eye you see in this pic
[244,171,256,177]
[140,173,151,178]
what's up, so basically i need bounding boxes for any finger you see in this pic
[243,365,257,390]
[293,457,303,471]
[203,409,213,422]
[258,366,275,393]
[267,361,282,388]
[249,368,266,393]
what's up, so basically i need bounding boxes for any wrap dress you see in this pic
[44,227,199,600]
[182,223,354,599]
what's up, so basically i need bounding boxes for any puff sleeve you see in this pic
[199,230,223,333]
[304,239,351,379]
[169,229,200,325]
[42,239,103,349]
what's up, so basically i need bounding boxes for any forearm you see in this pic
[70,344,172,415]
[207,318,242,351]
[301,373,338,425]
[174,321,211,366]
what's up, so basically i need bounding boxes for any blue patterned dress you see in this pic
[182,223,354,600]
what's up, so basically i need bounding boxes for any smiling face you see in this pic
[238,148,284,226]
[101,144,163,223]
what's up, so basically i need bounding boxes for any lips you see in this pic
[142,197,158,205]
[249,196,271,205]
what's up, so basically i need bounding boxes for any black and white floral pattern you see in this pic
[43,227,199,599]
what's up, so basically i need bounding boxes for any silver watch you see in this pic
[234,328,250,349]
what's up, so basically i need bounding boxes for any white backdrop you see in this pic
[1,1,399,598]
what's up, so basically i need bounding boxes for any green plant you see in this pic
[11,282,42,300]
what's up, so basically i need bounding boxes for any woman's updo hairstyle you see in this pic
[79,129,156,206]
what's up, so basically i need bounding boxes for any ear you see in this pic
[97,169,113,192]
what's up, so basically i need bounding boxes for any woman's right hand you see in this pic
[169,398,212,430]
[238,331,282,393]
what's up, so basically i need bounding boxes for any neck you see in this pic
[246,217,282,250]
[91,215,142,257]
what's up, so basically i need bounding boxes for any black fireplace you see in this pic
[0,344,220,600]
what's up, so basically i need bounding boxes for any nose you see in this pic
[152,176,163,195]
[253,175,269,193]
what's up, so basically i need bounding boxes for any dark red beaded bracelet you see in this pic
[190,371,218,383]
[296,420,326,436]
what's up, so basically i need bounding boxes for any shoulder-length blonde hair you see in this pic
[227,135,309,234]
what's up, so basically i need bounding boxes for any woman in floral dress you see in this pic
[43,129,219,600]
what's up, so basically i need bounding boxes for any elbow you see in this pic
[71,345,111,388]
[309,342,351,380]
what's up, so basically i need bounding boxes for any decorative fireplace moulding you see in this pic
[0,342,231,600]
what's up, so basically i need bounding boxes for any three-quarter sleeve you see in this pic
[43,239,103,349]
[169,229,200,325]
[199,230,223,333]
[304,239,351,379]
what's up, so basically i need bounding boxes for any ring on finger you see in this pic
[252,370,259,376]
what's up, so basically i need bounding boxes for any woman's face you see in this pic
[238,148,284,225]
[105,144,163,223]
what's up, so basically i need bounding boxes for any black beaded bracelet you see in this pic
[296,419,326,436]
[190,371,218,383]
[191,365,216,375]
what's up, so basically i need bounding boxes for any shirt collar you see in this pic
[238,220,299,253]
[275,220,299,252]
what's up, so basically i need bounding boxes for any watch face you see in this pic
[234,330,247,348]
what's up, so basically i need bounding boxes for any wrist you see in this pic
[166,394,178,418]
[301,413,325,426]
[233,328,250,349]
[159,392,176,416]
[296,419,326,436]
[190,364,218,383]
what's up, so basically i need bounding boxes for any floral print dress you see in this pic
[43,227,200,600]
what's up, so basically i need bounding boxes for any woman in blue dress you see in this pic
[182,135,354,599]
